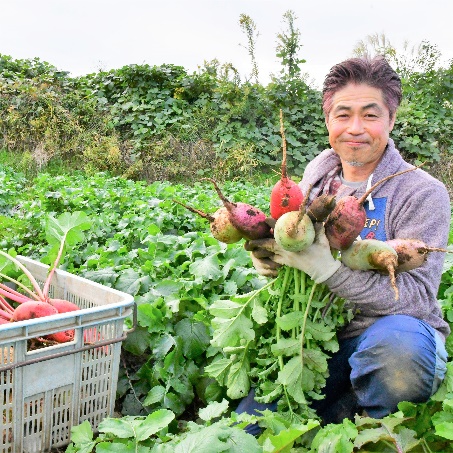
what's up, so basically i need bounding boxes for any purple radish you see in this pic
[174,200,243,244]
[202,178,272,240]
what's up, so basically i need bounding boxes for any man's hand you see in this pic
[246,224,341,283]
[245,241,281,277]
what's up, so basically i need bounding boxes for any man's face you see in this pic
[325,83,395,174]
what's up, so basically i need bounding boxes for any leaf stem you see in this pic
[277,267,292,371]
[299,282,318,382]
[292,269,300,339]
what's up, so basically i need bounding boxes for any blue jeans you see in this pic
[313,315,448,423]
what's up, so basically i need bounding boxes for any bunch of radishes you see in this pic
[0,212,91,343]
[176,111,448,300]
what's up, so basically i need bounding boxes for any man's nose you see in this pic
[347,116,364,134]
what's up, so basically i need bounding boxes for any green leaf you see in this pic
[135,410,175,441]
[311,419,358,453]
[434,421,453,440]
[277,356,314,403]
[69,420,96,448]
[154,279,184,296]
[226,361,250,399]
[189,254,223,281]
[96,443,137,453]
[209,299,243,318]
[175,318,210,359]
[303,348,328,373]
[45,211,91,247]
[271,338,299,356]
[432,410,453,440]
[251,299,268,324]
[276,311,304,331]
[174,423,261,453]
[98,417,136,438]
[116,268,146,295]
[262,421,319,453]
[304,319,336,342]
[144,385,166,406]
[204,358,232,383]
[211,313,255,348]
[198,399,229,421]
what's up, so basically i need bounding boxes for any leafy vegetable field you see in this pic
[1,165,453,452]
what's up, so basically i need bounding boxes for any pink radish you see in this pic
[269,110,304,220]
[386,238,451,272]
[341,239,399,300]
[202,178,272,240]
[325,165,422,250]
[174,200,243,244]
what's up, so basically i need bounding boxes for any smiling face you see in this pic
[325,83,396,181]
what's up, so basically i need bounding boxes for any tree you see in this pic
[352,33,442,78]
[275,10,306,78]
[239,14,259,84]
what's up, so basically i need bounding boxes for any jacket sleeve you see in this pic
[324,178,451,321]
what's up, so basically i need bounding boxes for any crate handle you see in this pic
[124,301,138,334]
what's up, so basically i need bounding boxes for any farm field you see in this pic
[1,166,453,452]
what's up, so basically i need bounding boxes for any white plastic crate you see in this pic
[0,256,135,453]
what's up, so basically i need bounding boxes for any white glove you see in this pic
[246,225,341,283]
[246,246,281,277]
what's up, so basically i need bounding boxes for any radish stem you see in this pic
[0,251,45,300]
[0,275,42,302]
[0,296,14,314]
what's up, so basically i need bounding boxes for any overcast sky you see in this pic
[2,0,452,89]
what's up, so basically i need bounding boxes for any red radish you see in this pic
[274,185,315,252]
[202,178,272,240]
[0,212,90,344]
[48,298,80,313]
[386,238,452,272]
[306,194,336,223]
[47,330,75,343]
[269,110,304,220]
[325,165,422,250]
[12,301,58,322]
[174,200,243,244]
[46,296,78,343]
[341,239,399,300]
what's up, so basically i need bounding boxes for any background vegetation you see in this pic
[1,13,453,189]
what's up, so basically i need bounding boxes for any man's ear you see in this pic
[389,113,396,131]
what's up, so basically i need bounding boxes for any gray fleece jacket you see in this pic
[300,139,451,341]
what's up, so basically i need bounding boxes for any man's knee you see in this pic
[348,315,440,418]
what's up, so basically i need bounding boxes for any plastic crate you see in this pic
[0,256,135,453]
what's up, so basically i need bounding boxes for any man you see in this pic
[241,56,450,425]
